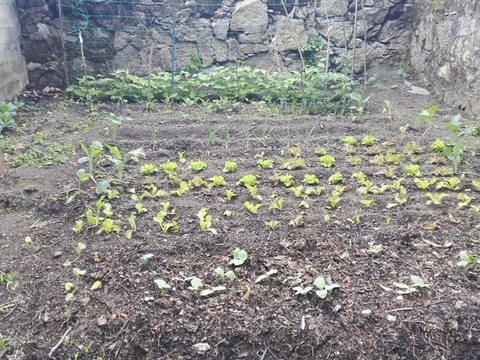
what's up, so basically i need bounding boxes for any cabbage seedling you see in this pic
[190,160,207,173]
[457,250,478,270]
[101,219,120,234]
[214,267,235,281]
[135,203,147,214]
[280,157,306,170]
[154,279,171,294]
[223,161,238,173]
[73,267,86,283]
[347,157,362,166]
[457,193,474,209]
[140,254,153,266]
[431,139,446,152]
[289,215,303,227]
[293,285,312,295]
[223,210,234,217]
[314,277,340,299]
[319,155,335,168]
[290,186,303,198]
[187,277,202,291]
[75,242,86,257]
[78,141,103,176]
[244,201,262,214]
[229,248,248,266]
[255,269,278,283]
[209,175,226,187]
[73,221,84,234]
[327,195,340,209]
[200,286,227,297]
[360,199,374,208]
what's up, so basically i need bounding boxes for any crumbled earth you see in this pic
[1,67,480,359]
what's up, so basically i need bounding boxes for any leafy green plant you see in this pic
[419,105,438,126]
[214,267,236,281]
[443,114,467,173]
[265,220,280,229]
[78,141,103,176]
[414,177,437,190]
[382,100,395,120]
[343,136,357,146]
[457,193,476,210]
[362,135,376,146]
[257,159,274,170]
[279,157,306,170]
[275,174,294,187]
[303,174,319,185]
[154,279,171,294]
[290,186,303,198]
[209,175,226,188]
[229,248,248,266]
[237,174,258,187]
[223,161,238,173]
[140,254,154,266]
[425,192,449,205]
[197,207,217,235]
[328,172,343,184]
[140,163,158,176]
[289,215,303,227]
[327,194,340,209]
[153,202,178,233]
[200,285,227,297]
[457,250,478,270]
[255,269,278,283]
[436,177,461,190]
[244,201,262,214]
[190,160,207,173]
[404,164,422,177]
[226,188,236,201]
[360,199,374,208]
[431,139,446,152]
[0,99,23,134]
[347,157,362,166]
[314,277,340,299]
[161,161,178,175]
[349,93,370,114]
[394,275,430,294]
[319,155,335,168]
[268,197,284,211]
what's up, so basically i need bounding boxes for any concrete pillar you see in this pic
[0,0,28,101]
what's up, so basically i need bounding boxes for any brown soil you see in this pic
[1,66,479,359]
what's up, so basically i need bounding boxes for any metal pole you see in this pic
[171,11,176,102]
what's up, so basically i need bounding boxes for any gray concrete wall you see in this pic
[0,0,28,101]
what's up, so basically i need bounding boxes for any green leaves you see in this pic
[457,250,478,270]
[229,248,248,266]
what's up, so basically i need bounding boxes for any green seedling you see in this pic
[327,195,340,209]
[197,207,217,235]
[187,277,202,291]
[229,248,248,266]
[135,203,147,214]
[404,142,424,155]
[425,192,449,205]
[189,176,207,189]
[385,153,403,165]
[360,199,374,208]
[125,214,136,239]
[76,168,91,186]
[419,105,438,126]
[154,279,171,294]
[223,210,234,217]
[431,139,446,152]
[214,267,236,281]
[200,286,227,297]
[457,193,475,210]
[287,146,302,157]
[347,157,363,166]
[257,159,274,170]
[190,160,207,173]
[78,141,103,176]
[303,174,319,185]
[101,219,120,234]
[315,147,327,156]
[178,152,186,164]
[255,269,278,283]
[314,277,340,299]
[367,242,383,255]
[140,254,153,266]
[404,164,422,177]
[436,177,461,190]
[343,136,357,146]
[265,220,280,229]
[289,215,303,227]
[106,146,145,180]
[140,163,158,176]
[328,172,343,184]
[434,167,455,177]
[414,177,437,190]
[244,201,262,214]
[369,155,384,166]
[75,242,86,257]
[171,181,190,196]
[246,185,261,200]
[105,189,120,200]
[395,193,407,206]
[344,146,356,155]
[73,267,87,283]
[237,174,258,187]
[268,197,284,211]
[352,172,367,184]
[471,180,480,192]
[394,275,430,295]
[209,175,226,188]
[319,155,335,168]
[304,186,323,196]
[365,146,382,156]
[226,189,236,201]
[73,220,84,234]
[298,200,309,209]
[293,285,312,295]
[457,250,478,270]
[334,185,346,195]
[362,135,376,146]
[290,186,303,198]
[324,215,330,223]
[276,174,294,187]
[383,100,395,120]
[161,161,178,175]
[279,157,306,170]
[349,92,370,113]
[340,250,350,262]
[223,161,238,173]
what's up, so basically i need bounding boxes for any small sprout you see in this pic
[161,161,178,175]
[340,250,350,262]
[327,195,340,209]
[214,267,236,281]
[360,199,374,208]
[289,215,303,227]
[385,153,403,165]
[73,267,87,282]
[299,200,309,209]
[436,177,461,190]
[303,174,319,185]
[268,197,284,211]
[434,167,455,177]
[223,161,238,173]
[290,186,303,198]
[352,172,367,184]
[362,135,376,146]
[293,285,312,296]
[140,163,158,176]
[244,201,262,214]
[324,214,330,223]
[404,164,422,177]
[457,250,478,270]
[190,160,207,173]
[347,157,363,166]
[188,277,202,291]
[394,275,430,294]
[74,242,86,257]
[200,286,227,297]
[277,174,294,187]
[328,172,343,184]
[154,278,171,291]
[237,174,258,187]
[404,142,424,154]
[197,207,217,235]
[395,193,407,206]
[414,177,437,190]
[135,203,147,214]
[91,281,102,291]
[226,189,236,201]
[246,184,261,200]
[365,146,382,156]
[265,220,280,229]
[367,242,383,255]
[287,146,302,157]
[314,147,327,156]
[304,186,323,196]
[431,139,446,152]
[73,220,84,234]
[280,157,306,170]
[457,193,474,209]
[223,210,234,217]
[255,269,278,283]
[229,248,248,266]
[343,136,357,146]
[140,253,154,266]
[319,155,336,168]
[209,175,226,187]
[257,159,274,170]
[314,277,340,299]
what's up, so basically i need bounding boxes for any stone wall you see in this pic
[17,0,414,89]
[410,0,480,114]
[0,0,28,101]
